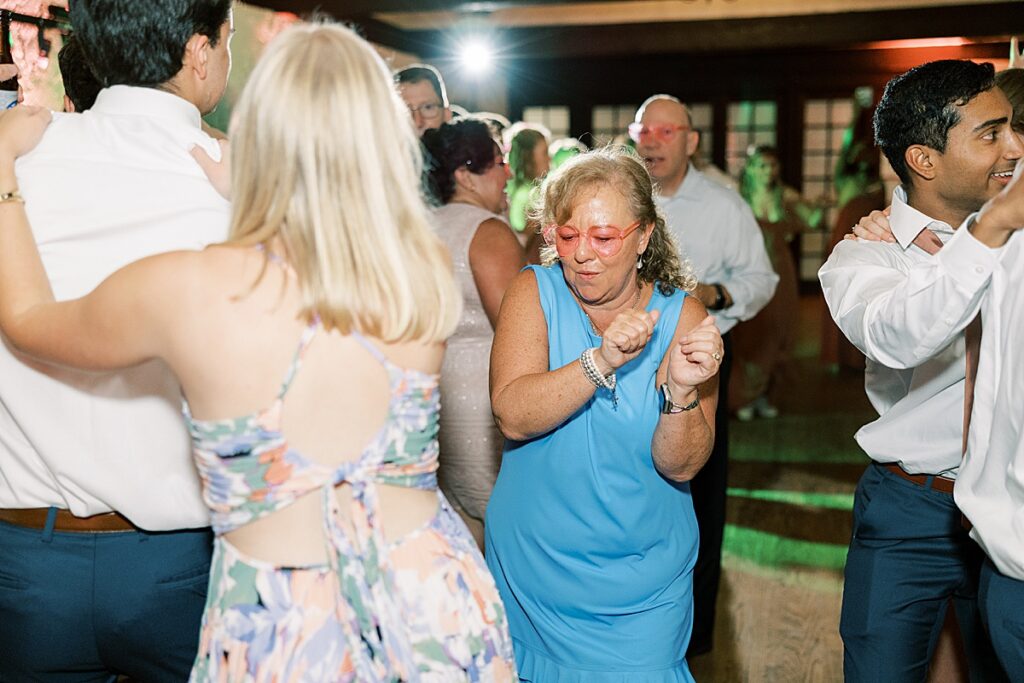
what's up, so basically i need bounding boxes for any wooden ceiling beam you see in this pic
[243,2,1024,59]
[244,0,631,17]
[398,3,1024,59]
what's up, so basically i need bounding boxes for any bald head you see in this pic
[635,94,692,128]
[634,94,699,196]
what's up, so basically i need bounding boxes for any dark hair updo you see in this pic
[421,118,499,205]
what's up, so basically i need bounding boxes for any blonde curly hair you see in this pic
[532,146,696,295]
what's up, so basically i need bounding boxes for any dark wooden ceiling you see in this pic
[244,1,1024,58]
[250,0,637,13]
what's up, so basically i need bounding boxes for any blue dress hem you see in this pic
[513,639,695,683]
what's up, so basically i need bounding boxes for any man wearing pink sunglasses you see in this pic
[632,93,778,659]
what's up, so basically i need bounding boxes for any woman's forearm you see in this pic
[650,386,715,482]
[0,165,56,350]
[491,355,600,442]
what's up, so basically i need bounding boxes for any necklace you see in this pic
[583,282,643,337]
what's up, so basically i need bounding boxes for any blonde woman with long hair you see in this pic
[0,23,515,682]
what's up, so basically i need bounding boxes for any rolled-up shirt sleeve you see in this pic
[818,223,1001,369]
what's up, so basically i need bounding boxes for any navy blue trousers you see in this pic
[840,463,1007,682]
[0,512,212,682]
[979,557,1024,680]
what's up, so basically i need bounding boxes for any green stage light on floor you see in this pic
[727,488,855,510]
[724,524,848,572]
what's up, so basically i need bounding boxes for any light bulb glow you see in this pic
[460,40,492,75]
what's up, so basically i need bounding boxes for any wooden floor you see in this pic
[689,295,873,682]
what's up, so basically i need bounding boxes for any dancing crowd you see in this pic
[0,1,1023,682]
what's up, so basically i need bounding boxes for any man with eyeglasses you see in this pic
[632,93,778,659]
[395,63,452,137]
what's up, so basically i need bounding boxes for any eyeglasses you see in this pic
[466,155,508,171]
[627,122,690,144]
[543,220,643,258]
[407,102,445,120]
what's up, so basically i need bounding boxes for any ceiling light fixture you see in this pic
[460,38,493,76]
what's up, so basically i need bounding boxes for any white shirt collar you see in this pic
[90,85,203,130]
[890,185,954,249]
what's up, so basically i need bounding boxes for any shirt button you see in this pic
[975,266,984,274]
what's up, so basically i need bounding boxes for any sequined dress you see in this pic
[432,202,508,528]
[186,322,516,681]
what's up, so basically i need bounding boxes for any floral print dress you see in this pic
[185,323,516,682]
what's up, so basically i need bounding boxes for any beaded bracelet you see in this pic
[579,347,618,407]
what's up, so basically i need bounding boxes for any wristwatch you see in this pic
[710,283,726,311]
[659,383,700,414]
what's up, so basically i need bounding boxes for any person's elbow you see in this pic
[0,311,36,357]
[654,441,713,483]
[493,412,530,442]
[490,389,533,442]
[657,452,710,483]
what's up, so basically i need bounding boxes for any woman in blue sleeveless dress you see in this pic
[486,148,725,681]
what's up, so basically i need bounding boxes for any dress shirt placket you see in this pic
[911,226,983,458]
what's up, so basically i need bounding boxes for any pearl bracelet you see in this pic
[580,347,618,407]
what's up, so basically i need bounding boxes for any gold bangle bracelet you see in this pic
[0,190,24,204]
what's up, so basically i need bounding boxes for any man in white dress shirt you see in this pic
[632,94,778,656]
[0,1,232,680]
[955,166,1024,679]
[820,60,1020,682]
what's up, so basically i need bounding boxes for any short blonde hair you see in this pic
[228,23,460,342]
[533,147,696,295]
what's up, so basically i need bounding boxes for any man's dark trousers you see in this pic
[0,511,212,682]
[840,463,1007,682]
[979,556,1024,681]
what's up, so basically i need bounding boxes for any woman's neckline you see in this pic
[574,278,655,337]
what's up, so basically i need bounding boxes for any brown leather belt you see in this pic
[883,463,955,495]
[0,507,136,532]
